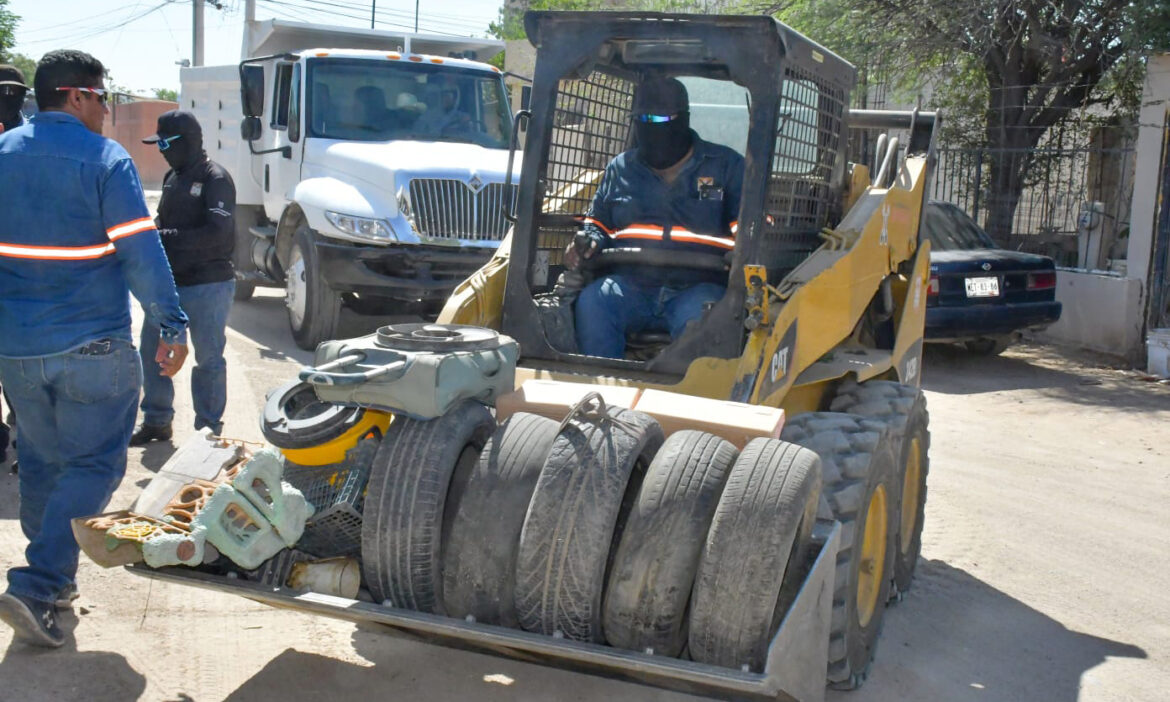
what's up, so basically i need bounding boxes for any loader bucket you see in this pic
[128,521,839,702]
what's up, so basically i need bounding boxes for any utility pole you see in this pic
[371,0,376,29]
[192,0,205,67]
[414,0,419,32]
[246,0,255,23]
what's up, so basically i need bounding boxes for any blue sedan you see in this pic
[923,202,1062,355]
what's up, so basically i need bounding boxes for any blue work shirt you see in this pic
[583,132,743,285]
[0,112,187,358]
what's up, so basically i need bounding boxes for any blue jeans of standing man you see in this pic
[575,274,725,359]
[139,280,234,433]
[0,339,142,604]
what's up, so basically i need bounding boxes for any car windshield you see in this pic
[924,203,998,251]
[306,58,512,148]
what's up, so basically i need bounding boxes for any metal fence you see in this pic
[929,143,1136,264]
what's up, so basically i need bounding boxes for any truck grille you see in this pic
[408,179,516,242]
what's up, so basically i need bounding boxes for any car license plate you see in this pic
[965,276,1000,297]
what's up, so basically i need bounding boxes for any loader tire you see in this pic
[603,431,739,657]
[687,438,821,671]
[442,413,560,627]
[781,412,897,690]
[514,403,664,642]
[361,400,495,614]
[831,381,930,597]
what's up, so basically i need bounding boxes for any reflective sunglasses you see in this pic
[157,134,182,151]
[632,113,682,123]
[0,86,27,97]
[55,86,110,104]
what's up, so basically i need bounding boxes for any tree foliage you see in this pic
[154,87,178,102]
[0,0,19,63]
[758,0,1170,240]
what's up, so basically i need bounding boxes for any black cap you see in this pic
[143,109,201,143]
[632,76,688,115]
[0,65,29,90]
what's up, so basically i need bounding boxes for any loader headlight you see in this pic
[325,211,397,241]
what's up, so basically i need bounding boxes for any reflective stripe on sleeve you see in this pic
[583,217,614,235]
[611,223,735,250]
[106,217,156,242]
[0,241,116,260]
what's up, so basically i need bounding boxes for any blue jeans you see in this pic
[0,339,142,604]
[575,275,725,359]
[139,280,234,433]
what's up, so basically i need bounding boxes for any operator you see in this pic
[567,76,744,359]
[0,50,188,647]
[130,110,236,445]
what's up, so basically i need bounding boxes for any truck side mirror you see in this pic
[240,64,265,118]
[241,116,262,142]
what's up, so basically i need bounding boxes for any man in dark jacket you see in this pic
[568,77,743,359]
[131,110,236,444]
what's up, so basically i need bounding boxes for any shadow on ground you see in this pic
[0,609,146,702]
[218,559,1143,702]
[829,559,1147,702]
[921,344,1168,413]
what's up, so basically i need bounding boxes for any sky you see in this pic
[9,0,502,95]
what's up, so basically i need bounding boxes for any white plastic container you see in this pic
[1148,329,1170,378]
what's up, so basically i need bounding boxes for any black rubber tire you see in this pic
[442,413,560,627]
[361,400,495,614]
[781,412,897,690]
[260,379,365,449]
[287,224,342,351]
[233,281,256,302]
[687,438,821,670]
[513,404,664,642]
[831,381,930,597]
[603,431,739,657]
[964,335,1014,356]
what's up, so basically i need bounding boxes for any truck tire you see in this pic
[286,224,342,351]
[361,400,495,614]
[687,438,821,671]
[781,412,897,690]
[603,430,738,657]
[442,413,560,627]
[234,281,256,302]
[514,402,663,642]
[830,381,930,598]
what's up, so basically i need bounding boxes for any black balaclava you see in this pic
[632,76,692,170]
[144,110,205,173]
[0,64,30,132]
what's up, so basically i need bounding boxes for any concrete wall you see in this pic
[1126,53,1170,294]
[103,100,179,189]
[1038,270,1144,361]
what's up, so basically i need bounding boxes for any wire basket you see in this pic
[283,438,378,558]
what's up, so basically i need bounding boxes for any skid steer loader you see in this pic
[114,11,937,702]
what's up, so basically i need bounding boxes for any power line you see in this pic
[17,1,182,48]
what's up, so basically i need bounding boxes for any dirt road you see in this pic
[1,289,1167,702]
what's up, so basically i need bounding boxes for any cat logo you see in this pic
[770,345,790,382]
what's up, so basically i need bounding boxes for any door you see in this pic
[262,61,304,222]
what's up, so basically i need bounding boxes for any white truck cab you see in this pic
[181,20,518,349]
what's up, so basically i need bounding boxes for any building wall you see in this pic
[103,100,178,190]
[1037,272,1144,361]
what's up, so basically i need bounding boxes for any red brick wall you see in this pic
[103,100,179,190]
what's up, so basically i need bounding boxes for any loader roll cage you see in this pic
[500,12,935,379]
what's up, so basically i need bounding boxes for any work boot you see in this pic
[0,592,65,647]
[55,584,80,610]
[129,423,172,446]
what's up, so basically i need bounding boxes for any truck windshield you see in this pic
[306,58,512,148]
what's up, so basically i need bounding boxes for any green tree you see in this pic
[0,0,19,63]
[762,0,1170,242]
[154,87,178,102]
[9,52,35,82]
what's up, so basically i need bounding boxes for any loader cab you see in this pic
[500,12,855,378]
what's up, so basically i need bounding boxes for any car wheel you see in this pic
[964,334,1015,356]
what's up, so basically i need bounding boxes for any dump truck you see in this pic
[181,19,518,349]
[97,11,937,701]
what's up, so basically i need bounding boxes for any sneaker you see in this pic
[129,423,172,446]
[55,584,80,609]
[0,592,65,647]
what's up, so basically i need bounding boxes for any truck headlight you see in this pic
[325,211,397,241]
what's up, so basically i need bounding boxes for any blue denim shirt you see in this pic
[582,133,744,286]
[0,112,188,358]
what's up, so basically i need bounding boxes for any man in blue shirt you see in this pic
[0,64,30,464]
[0,50,189,647]
[568,77,743,359]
